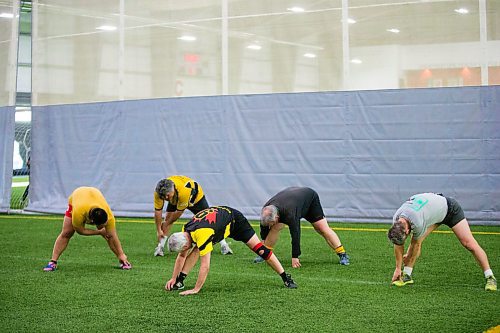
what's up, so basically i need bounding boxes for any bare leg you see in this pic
[50,216,75,261]
[311,218,342,249]
[262,222,285,248]
[452,219,491,272]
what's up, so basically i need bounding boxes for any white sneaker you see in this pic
[154,244,164,257]
[221,243,233,255]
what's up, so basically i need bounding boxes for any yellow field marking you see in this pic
[2,214,499,235]
[484,325,500,333]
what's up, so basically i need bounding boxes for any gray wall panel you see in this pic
[28,87,500,224]
[0,106,15,212]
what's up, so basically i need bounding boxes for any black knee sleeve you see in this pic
[252,242,272,260]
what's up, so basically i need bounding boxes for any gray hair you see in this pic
[167,232,189,252]
[155,179,174,199]
[260,205,278,227]
[387,221,407,245]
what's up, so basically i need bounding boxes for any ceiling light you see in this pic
[247,44,262,50]
[96,25,117,31]
[303,53,316,58]
[177,35,197,41]
[350,58,362,64]
[454,8,469,14]
[387,28,400,34]
[287,7,305,13]
[0,12,14,18]
[348,18,356,24]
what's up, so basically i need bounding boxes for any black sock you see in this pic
[280,272,288,282]
[177,272,187,282]
[50,260,58,264]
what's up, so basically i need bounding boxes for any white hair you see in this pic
[167,232,189,252]
[260,205,278,227]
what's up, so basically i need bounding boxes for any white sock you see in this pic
[219,239,228,247]
[403,266,413,276]
[484,269,493,278]
[159,236,168,248]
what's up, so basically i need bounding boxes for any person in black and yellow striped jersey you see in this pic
[153,175,233,256]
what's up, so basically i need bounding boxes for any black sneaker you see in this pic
[172,281,185,290]
[284,274,298,289]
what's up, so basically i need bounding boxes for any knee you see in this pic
[461,239,477,252]
[315,228,328,237]
[314,225,332,237]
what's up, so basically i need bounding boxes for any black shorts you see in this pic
[439,197,465,228]
[304,191,325,223]
[166,196,209,214]
[229,209,256,243]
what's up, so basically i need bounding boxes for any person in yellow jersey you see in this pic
[42,187,131,271]
[165,206,297,295]
[153,176,233,256]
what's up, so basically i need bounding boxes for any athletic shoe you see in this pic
[338,253,350,265]
[171,281,185,290]
[154,244,164,257]
[43,261,57,272]
[253,256,265,264]
[284,274,298,289]
[120,262,132,270]
[485,275,497,291]
[392,273,414,287]
[221,243,233,255]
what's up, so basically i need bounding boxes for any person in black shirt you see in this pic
[256,187,349,268]
[165,206,297,295]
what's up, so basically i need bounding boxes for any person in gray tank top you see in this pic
[387,193,496,292]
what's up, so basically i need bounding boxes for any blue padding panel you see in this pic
[0,106,15,212]
[28,86,500,224]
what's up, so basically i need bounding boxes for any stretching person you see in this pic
[388,192,496,291]
[165,206,297,295]
[43,186,131,271]
[153,176,232,256]
[255,187,349,268]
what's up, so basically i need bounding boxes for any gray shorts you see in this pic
[439,197,465,228]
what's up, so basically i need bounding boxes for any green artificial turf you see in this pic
[10,176,29,209]
[0,215,498,332]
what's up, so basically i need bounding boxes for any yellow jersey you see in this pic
[67,187,115,230]
[154,175,205,211]
[182,206,233,256]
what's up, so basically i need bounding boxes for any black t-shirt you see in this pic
[260,187,319,258]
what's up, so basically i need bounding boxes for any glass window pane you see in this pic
[228,1,344,94]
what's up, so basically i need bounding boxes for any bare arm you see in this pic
[392,244,404,282]
[74,225,105,236]
[404,237,422,268]
[103,227,128,263]
[154,210,164,239]
[180,252,211,296]
[162,210,184,236]
[165,249,190,291]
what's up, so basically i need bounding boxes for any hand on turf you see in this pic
[391,268,402,282]
[179,289,199,296]
[165,278,176,291]
[291,258,301,268]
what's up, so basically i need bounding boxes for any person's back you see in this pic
[265,187,316,223]
[393,193,447,239]
[70,186,115,228]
